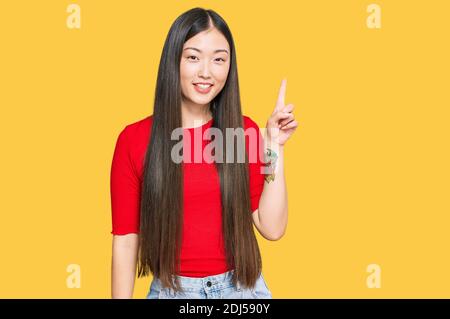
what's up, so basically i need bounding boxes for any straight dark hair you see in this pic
[137,7,262,292]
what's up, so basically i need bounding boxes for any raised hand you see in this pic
[265,78,299,146]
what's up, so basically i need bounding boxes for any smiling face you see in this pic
[180,27,231,107]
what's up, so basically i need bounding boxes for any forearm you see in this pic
[257,138,288,239]
[111,234,139,299]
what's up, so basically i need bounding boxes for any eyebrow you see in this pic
[183,47,229,54]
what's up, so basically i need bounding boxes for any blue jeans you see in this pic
[146,269,272,299]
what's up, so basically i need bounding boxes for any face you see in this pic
[180,27,231,106]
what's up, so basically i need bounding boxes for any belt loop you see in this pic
[236,280,241,291]
[169,275,176,297]
[231,269,240,291]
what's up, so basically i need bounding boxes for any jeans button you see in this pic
[206,281,212,287]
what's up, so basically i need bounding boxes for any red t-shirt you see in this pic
[110,115,265,277]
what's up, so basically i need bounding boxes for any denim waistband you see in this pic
[168,269,243,290]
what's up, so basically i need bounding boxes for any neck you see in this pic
[181,97,213,128]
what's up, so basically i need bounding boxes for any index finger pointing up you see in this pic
[275,78,287,111]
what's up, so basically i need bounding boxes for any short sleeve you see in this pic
[246,118,266,213]
[110,126,141,235]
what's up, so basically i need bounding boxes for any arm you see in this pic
[111,233,139,298]
[252,78,298,241]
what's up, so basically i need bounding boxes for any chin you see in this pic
[189,95,213,105]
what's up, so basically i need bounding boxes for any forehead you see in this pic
[183,28,230,53]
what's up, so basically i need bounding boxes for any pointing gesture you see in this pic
[274,78,287,113]
[266,78,299,146]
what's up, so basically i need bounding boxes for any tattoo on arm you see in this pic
[264,148,278,183]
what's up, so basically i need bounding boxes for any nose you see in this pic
[198,60,211,79]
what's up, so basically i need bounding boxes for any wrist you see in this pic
[264,138,284,155]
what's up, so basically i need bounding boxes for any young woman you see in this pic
[110,7,298,299]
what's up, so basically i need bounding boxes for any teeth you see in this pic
[195,84,212,89]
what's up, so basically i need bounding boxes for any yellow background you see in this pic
[1,0,449,298]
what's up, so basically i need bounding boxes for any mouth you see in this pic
[193,82,214,94]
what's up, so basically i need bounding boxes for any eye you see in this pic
[187,55,199,61]
[215,58,226,62]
